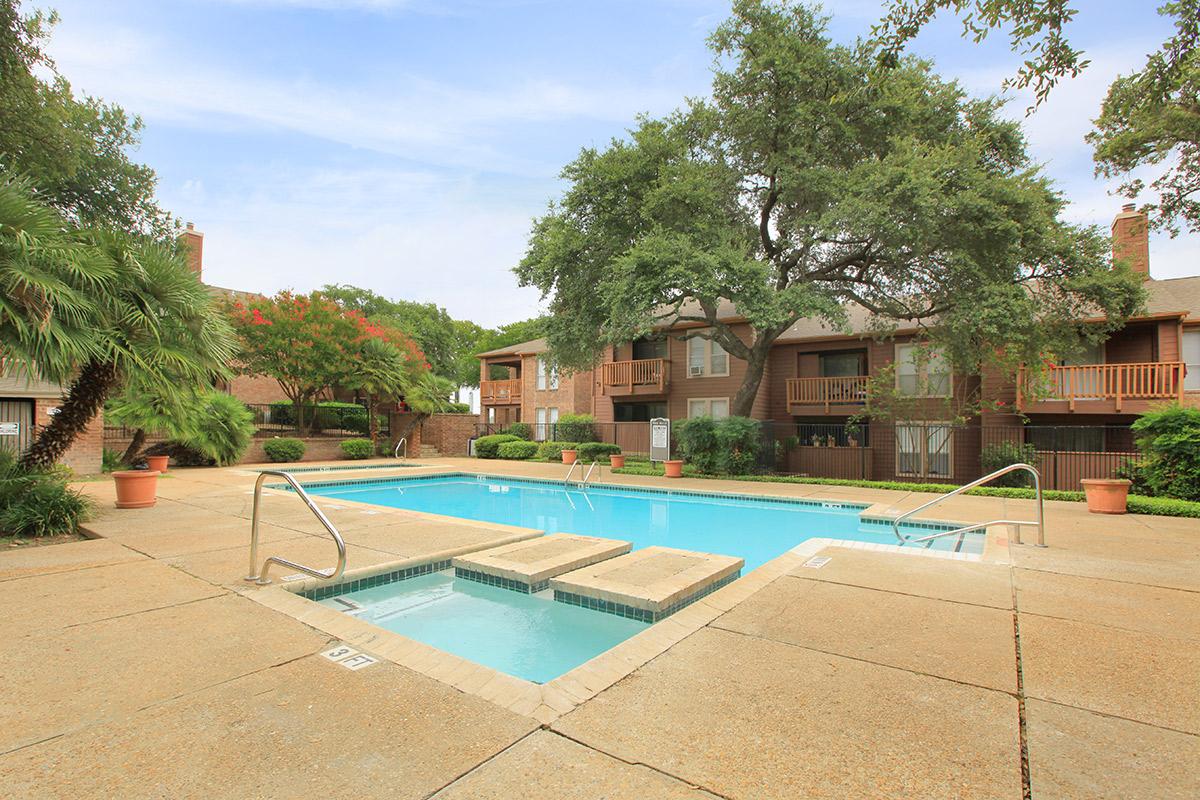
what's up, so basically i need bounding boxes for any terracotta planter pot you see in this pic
[663,460,684,478]
[144,455,169,473]
[112,470,160,509]
[609,454,625,469]
[561,450,578,465]
[1081,478,1132,514]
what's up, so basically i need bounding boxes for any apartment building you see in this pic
[479,206,1199,486]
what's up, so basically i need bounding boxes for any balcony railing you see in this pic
[480,378,522,404]
[1018,362,1186,412]
[600,358,669,395]
[786,375,870,412]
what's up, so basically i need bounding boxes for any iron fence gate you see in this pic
[0,399,34,458]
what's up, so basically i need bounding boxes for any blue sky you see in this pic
[39,0,1188,327]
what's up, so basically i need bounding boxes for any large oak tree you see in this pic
[516,0,1142,418]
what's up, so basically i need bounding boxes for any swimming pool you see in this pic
[299,473,979,572]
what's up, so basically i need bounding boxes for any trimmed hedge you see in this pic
[608,464,1200,518]
[502,422,533,440]
[556,414,597,443]
[340,438,373,459]
[497,440,539,459]
[475,434,520,459]
[535,441,580,461]
[263,437,306,462]
[577,442,621,462]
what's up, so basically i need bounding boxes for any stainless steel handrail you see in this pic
[581,460,600,487]
[394,437,407,458]
[563,458,582,485]
[245,470,348,585]
[891,463,1045,547]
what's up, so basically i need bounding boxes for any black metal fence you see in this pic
[473,419,1140,491]
[104,401,388,444]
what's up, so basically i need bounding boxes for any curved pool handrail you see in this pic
[245,470,348,585]
[890,463,1045,548]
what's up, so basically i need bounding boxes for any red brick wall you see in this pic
[241,437,354,464]
[1111,206,1150,279]
[419,413,478,456]
[34,398,103,474]
[225,374,289,404]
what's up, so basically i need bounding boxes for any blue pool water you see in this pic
[303,474,978,572]
[320,571,646,683]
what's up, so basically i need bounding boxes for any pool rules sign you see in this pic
[650,418,670,463]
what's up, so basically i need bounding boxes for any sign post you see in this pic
[650,418,670,463]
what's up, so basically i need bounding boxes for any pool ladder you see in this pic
[563,459,600,488]
[890,463,1046,548]
[245,470,348,586]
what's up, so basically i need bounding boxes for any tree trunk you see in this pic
[730,345,771,418]
[20,359,120,470]
[395,412,428,451]
[120,428,147,466]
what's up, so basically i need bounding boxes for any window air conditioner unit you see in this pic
[689,366,706,377]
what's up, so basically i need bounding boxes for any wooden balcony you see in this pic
[786,375,869,415]
[600,358,669,396]
[480,379,522,405]
[1017,362,1186,414]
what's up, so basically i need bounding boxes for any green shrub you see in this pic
[577,442,621,462]
[475,433,520,459]
[184,391,256,465]
[0,452,91,538]
[268,400,299,425]
[556,414,597,443]
[535,441,580,460]
[497,440,539,459]
[340,438,373,459]
[1131,405,1200,501]
[1114,458,1152,495]
[675,416,762,474]
[979,441,1039,487]
[1126,495,1200,518]
[445,402,471,414]
[263,437,306,462]
[102,448,126,473]
[315,401,369,435]
[502,422,532,440]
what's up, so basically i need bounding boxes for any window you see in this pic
[1025,427,1106,453]
[1058,341,1105,397]
[820,351,865,378]
[632,337,668,361]
[895,423,953,479]
[534,407,559,441]
[687,332,729,377]
[486,407,495,425]
[1184,329,1200,391]
[614,402,668,422]
[536,356,558,391]
[895,343,950,397]
[687,398,729,419]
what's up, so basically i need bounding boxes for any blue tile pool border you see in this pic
[301,559,451,602]
[554,569,741,623]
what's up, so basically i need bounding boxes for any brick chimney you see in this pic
[178,222,203,279]
[1111,204,1150,280]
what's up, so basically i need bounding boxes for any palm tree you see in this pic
[19,230,236,469]
[0,173,111,386]
[394,371,456,447]
[345,338,407,449]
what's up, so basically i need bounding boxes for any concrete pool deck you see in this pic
[0,457,1195,798]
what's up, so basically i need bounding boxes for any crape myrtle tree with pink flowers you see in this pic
[228,291,434,445]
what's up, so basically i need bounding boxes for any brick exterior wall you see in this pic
[35,398,103,474]
[419,413,478,456]
[1111,205,1150,279]
[224,374,289,404]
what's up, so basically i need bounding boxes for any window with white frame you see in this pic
[534,407,558,440]
[687,398,730,419]
[895,423,953,479]
[536,356,558,390]
[1184,329,1200,391]
[895,343,951,397]
[687,332,729,377]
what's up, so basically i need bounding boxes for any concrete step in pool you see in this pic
[551,546,744,623]
[451,533,632,594]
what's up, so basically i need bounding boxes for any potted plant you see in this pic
[561,448,578,465]
[1080,478,1132,514]
[112,469,160,508]
[609,453,626,469]
[663,459,684,478]
[144,454,169,473]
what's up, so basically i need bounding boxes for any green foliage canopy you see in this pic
[517,0,1142,417]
